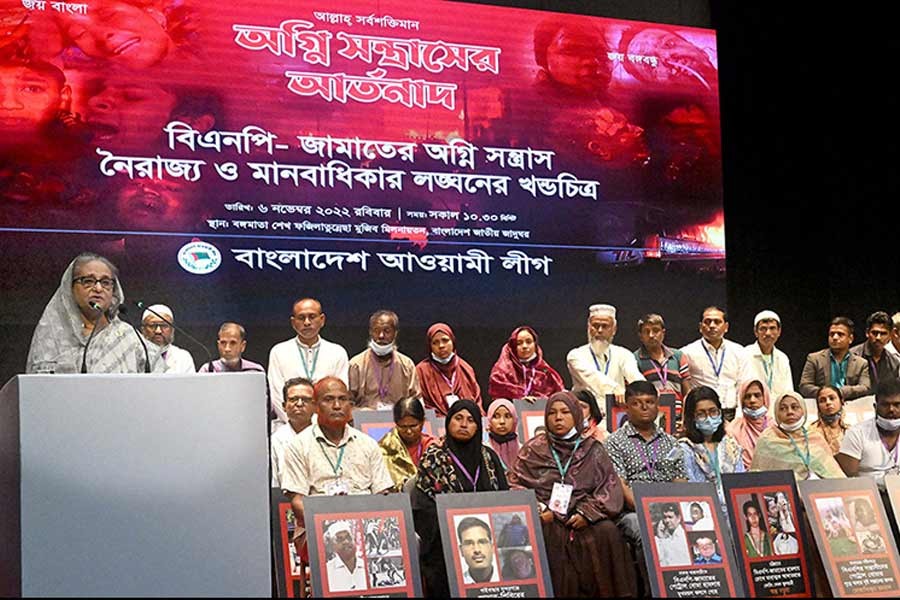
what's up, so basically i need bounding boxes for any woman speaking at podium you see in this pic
[26,252,163,374]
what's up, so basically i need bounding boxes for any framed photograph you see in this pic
[633,481,745,597]
[606,392,676,434]
[271,490,308,598]
[436,490,553,598]
[799,478,900,597]
[352,408,439,444]
[303,494,422,597]
[513,398,548,444]
[722,471,815,597]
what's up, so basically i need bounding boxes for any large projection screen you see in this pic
[0,0,723,386]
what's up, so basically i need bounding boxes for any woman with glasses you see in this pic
[378,397,435,491]
[677,386,745,503]
[26,252,164,374]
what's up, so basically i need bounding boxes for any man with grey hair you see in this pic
[141,303,196,373]
[198,322,264,373]
[744,310,794,399]
[567,303,645,407]
[348,309,420,409]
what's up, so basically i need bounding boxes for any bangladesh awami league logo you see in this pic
[178,239,222,275]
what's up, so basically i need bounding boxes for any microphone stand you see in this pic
[134,300,214,367]
[80,303,105,373]
[118,305,152,373]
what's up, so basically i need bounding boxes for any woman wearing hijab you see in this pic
[415,323,482,416]
[750,392,846,480]
[726,379,771,469]
[378,397,435,491]
[809,385,849,455]
[509,391,636,597]
[26,252,163,374]
[678,386,745,503]
[486,398,521,472]
[488,326,565,401]
[412,400,508,596]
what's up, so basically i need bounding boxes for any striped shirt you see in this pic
[634,345,691,419]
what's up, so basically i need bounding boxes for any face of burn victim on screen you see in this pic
[623,28,717,91]
[112,176,199,230]
[86,79,177,151]
[0,64,70,140]
[55,0,173,69]
[544,26,611,95]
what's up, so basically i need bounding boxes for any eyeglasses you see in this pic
[286,396,314,405]
[144,322,172,331]
[695,408,721,419]
[73,276,116,290]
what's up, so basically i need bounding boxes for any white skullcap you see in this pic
[326,520,353,540]
[589,304,617,319]
[754,310,780,327]
[142,304,174,323]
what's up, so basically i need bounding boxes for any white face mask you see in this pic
[369,339,394,357]
[779,419,804,433]
[876,415,900,431]
[431,352,454,365]
[519,352,536,363]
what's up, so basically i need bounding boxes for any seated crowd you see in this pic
[26,253,900,597]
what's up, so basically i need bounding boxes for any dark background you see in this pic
[3,1,897,392]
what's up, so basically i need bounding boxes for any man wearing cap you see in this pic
[566,304,645,411]
[324,521,367,592]
[141,304,195,373]
[744,310,794,399]
[268,298,350,425]
[680,306,749,421]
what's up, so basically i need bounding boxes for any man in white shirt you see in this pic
[457,517,500,585]
[324,521,367,592]
[655,503,692,567]
[141,303,195,373]
[681,306,749,421]
[567,303,645,407]
[836,378,900,490]
[744,310,794,400]
[268,298,349,425]
[270,377,315,487]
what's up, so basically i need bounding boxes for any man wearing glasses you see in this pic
[141,304,196,373]
[271,377,316,487]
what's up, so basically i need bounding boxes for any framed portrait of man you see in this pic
[436,490,553,598]
[302,494,422,597]
[633,481,744,597]
[514,398,548,443]
[799,478,900,597]
[722,471,814,597]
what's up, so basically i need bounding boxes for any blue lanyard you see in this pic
[317,439,346,475]
[702,342,726,378]
[761,353,775,390]
[297,340,320,380]
[787,429,811,469]
[704,444,721,481]
[550,438,583,483]
[591,348,611,375]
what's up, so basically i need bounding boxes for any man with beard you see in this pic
[324,521,366,592]
[141,303,195,373]
[681,306,749,421]
[281,378,393,560]
[566,304,644,426]
[348,309,420,409]
[198,322,263,373]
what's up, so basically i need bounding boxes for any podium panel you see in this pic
[1,373,271,597]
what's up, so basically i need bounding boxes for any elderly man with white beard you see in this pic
[566,304,645,425]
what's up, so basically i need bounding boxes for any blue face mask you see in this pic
[743,406,768,420]
[696,415,723,435]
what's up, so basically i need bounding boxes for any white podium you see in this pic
[0,373,271,597]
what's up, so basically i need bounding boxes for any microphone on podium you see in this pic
[134,300,213,367]
[80,301,105,374]
[117,305,152,373]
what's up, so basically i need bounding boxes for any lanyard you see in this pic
[522,364,536,397]
[650,357,669,388]
[448,450,481,490]
[704,444,721,482]
[591,348,611,375]
[761,353,775,391]
[297,340,320,380]
[317,439,346,475]
[375,354,396,401]
[431,362,457,392]
[702,342,726,379]
[868,357,879,384]
[550,438,582,483]
[787,429,812,470]
[631,436,660,477]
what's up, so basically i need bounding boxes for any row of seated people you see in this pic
[28,254,898,430]
[273,374,900,597]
